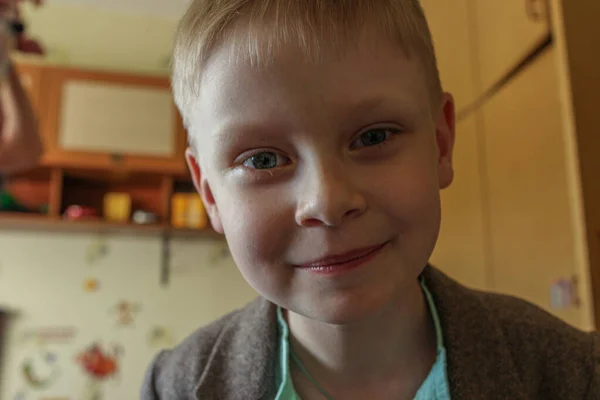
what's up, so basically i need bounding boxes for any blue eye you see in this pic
[242,151,286,170]
[351,128,400,149]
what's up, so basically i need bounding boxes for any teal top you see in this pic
[274,278,451,399]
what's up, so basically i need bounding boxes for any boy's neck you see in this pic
[286,280,436,399]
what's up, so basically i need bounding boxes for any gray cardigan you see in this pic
[141,266,600,399]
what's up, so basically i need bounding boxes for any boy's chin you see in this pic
[289,289,403,326]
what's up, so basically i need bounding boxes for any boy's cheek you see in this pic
[220,195,294,259]
[222,210,296,300]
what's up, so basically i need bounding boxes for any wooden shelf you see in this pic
[2,62,207,241]
[0,212,221,239]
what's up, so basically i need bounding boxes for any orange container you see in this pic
[187,194,208,229]
[103,193,131,223]
[171,193,189,228]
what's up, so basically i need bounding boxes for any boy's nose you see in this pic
[294,165,367,228]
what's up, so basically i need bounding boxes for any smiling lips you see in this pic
[297,242,388,275]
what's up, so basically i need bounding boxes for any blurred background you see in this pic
[0,0,598,399]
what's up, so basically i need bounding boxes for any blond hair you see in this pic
[172,0,442,135]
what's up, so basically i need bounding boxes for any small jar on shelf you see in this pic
[170,193,208,230]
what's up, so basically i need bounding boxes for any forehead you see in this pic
[194,27,431,141]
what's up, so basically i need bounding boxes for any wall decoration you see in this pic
[12,327,73,398]
[110,300,142,327]
[20,327,77,345]
[83,278,100,293]
[75,342,122,381]
[21,349,60,390]
[550,276,580,309]
[86,238,109,264]
[75,342,123,400]
[147,326,174,348]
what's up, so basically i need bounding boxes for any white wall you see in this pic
[44,0,189,19]
[20,2,180,74]
[0,231,257,400]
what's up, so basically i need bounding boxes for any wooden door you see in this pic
[420,0,478,112]
[472,0,550,94]
[430,114,488,291]
[481,47,590,329]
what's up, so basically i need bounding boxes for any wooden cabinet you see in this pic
[28,65,187,175]
[430,114,488,291]
[420,0,477,112]
[0,166,217,238]
[423,0,599,330]
[481,48,586,327]
[0,62,212,239]
[472,0,550,94]
[557,0,600,329]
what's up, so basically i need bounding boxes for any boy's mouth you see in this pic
[296,241,389,275]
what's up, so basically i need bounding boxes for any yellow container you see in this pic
[104,193,131,223]
[171,193,189,228]
[187,194,208,229]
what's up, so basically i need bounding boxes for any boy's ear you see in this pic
[185,148,224,234]
[436,92,456,190]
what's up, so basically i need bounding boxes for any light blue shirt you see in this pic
[274,278,451,399]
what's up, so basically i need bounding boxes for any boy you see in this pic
[142,0,599,398]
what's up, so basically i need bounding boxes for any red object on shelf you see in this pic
[63,205,98,220]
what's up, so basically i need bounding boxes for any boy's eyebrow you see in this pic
[344,93,420,116]
[341,95,420,126]
[208,95,419,146]
[346,97,388,115]
[210,121,278,146]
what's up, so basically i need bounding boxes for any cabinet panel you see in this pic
[59,81,175,156]
[42,67,186,174]
[420,0,477,112]
[473,0,550,94]
[482,48,587,328]
[430,114,488,290]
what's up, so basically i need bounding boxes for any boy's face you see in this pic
[186,28,455,324]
